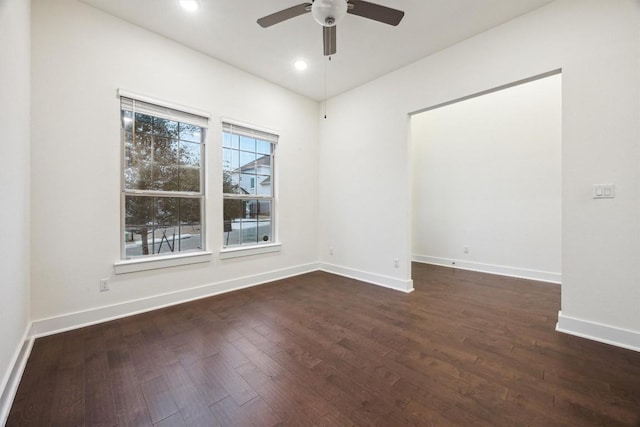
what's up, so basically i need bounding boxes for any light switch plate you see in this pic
[593,184,615,199]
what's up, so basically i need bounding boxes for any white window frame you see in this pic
[116,89,211,270]
[221,119,280,258]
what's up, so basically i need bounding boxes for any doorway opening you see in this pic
[409,71,562,284]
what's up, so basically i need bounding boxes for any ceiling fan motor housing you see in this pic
[312,0,348,27]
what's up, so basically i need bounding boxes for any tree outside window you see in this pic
[121,96,207,259]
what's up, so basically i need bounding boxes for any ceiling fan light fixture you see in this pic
[311,0,347,27]
[179,0,199,12]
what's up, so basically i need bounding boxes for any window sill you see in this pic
[114,251,212,274]
[220,243,282,260]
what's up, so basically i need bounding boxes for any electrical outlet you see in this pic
[100,278,110,292]
[329,246,334,255]
[393,258,400,268]
[464,246,469,254]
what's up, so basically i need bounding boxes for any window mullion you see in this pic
[125,190,203,198]
[223,194,272,200]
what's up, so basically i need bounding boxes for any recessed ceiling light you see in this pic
[179,0,199,12]
[294,60,308,71]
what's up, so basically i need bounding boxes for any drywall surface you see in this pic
[31,0,319,322]
[0,0,31,412]
[411,74,561,282]
[319,0,640,338]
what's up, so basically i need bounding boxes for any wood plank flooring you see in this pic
[7,263,640,426]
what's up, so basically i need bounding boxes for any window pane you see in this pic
[125,161,153,191]
[124,131,133,163]
[223,168,238,195]
[133,133,153,160]
[256,175,271,196]
[153,118,178,138]
[125,196,154,257]
[180,123,202,143]
[151,165,178,191]
[239,172,257,195]
[153,137,178,167]
[122,111,133,132]
[241,219,259,245]
[174,199,202,252]
[180,198,201,226]
[224,172,243,194]
[124,195,204,257]
[125,195,153,229]
[180,141,200,167]
[257,200,272,243]
[125,133,152,190]
[223,198,244,246]
[223,198,243,222]
[179,167,200,192]
[135,113,153,134]
[241,199,258,244]
[156,197,178,226]
[179,224,202,251]
[229,133,240,149]
[155,226,177,254]
[223,146,247,195]
[240,135,256,152]
[223,132,232,148]
[240,199,270,245]
[240,151,256,169]
[257,200,271,219]
[222,148,235,174]
[255,154,271,176]
[258,220,272,243]
[124,131,136,187]
[256,140,271,155]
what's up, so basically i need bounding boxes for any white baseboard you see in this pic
[556,311,640,353]
[26,262,416,340]
[412,255,561,284]
[31,262,320,338]
[320,262,414,293]
[0,324,34,426]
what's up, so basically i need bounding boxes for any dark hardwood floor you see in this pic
[7,263,640,426]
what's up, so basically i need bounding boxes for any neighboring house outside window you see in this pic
[222,122,277,247]
[120,93,208,259]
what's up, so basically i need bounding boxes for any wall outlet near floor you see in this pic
[99,278,110,292]
[464,246,470,253]
[329,246,334,255]
[393,258,400,268]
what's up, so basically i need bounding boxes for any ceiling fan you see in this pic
[257,0,404,56]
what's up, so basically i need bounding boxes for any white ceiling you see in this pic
[80,0,554,101]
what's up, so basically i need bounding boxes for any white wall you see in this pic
[411,74,562,283]
[0,0,31,419]
[319,0,640,349]
[30,0,319,330]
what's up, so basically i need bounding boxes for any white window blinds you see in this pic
[120,95,209,129]
[222,122,279,143]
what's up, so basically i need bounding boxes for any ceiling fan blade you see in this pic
[347,0,404,26]
[257,3,312,28]
[323,25,337,56]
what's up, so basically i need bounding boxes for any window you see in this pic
[222,122,277,248]
[120,95,208,259]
